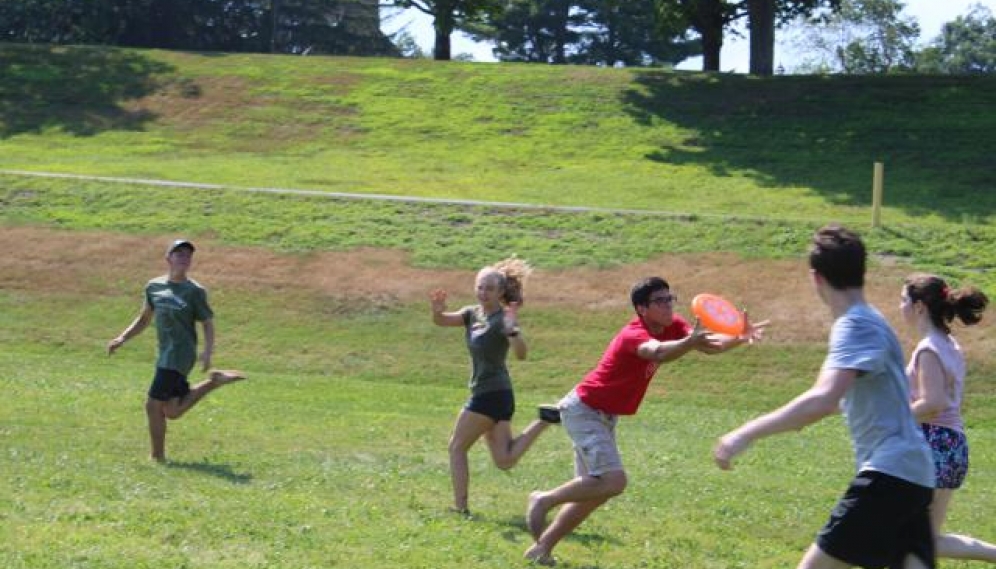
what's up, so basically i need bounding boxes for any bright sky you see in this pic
[382,0,996,72]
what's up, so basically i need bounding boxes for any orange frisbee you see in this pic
[691,293,745,336]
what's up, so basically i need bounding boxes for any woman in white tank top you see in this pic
[901,272,993,562]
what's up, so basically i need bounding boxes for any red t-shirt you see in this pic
[575,315,692,415]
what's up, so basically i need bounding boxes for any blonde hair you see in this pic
[486,257,532,305]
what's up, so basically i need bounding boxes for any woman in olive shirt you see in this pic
[430,257,557,515]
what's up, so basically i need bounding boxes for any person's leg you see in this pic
[526,469,627,544]
[797,543,853,569]
[448,408,496,512]
[932,489,996,561]
[145,397,168,462]
[525,494,614,564]
[162,370,245,419]
[484,419,550,470]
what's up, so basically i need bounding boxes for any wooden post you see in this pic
[871,162,884,228]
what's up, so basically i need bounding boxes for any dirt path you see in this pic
[2,225,983,349]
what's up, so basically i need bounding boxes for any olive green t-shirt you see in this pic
[460,306,513,395]
[145,276,213,376]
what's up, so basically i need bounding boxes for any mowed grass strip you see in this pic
[3,173,995,291]
[1,44,995,223]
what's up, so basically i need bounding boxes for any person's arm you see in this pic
[695,312,770,355]
[713,367,856,470]
[503,301,527,360]
[910,350,948,423]
[430,289,465,327]
[637,320,718,363]
[199,318,214,371]
[107,302,153,355]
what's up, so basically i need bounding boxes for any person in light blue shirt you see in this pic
[714,224,935,569]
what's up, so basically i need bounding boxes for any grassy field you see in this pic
[3,274,996,569]
[3,43,996,568]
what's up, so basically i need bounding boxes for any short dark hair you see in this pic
[631,277,670,310]
[809,225,865,290]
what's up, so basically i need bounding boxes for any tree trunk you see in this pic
[748,0,775,75]
[433,9,454,60]
[696,0,724,72]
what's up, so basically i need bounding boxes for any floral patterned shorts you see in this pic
[922,423,969,489]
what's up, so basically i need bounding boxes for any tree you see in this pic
[653,0,838,73]
[469,1,698,66]
[572,0,698,66]
[655,0,737,71]
[390,0,501,60]
[747,0,839,75]
[0,0,394,56]
[917,4,996,74]
[465,0,580,63]
[792,0,919,74]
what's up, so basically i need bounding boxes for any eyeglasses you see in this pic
[648,293,677,306]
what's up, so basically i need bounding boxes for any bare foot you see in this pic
[526,491,548,540]
[209,369,246,385]
[524,543,555,566]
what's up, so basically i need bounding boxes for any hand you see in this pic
[199,350,213,372]
[713,432,750,470]
[503,301,521,331]
[429,289,448,314]
[739,311,769,344]
[689,318,724,351]
[107,336,125,356]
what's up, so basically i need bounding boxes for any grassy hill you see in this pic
[1,43,995,223]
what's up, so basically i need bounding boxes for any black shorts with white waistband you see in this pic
[817,470,935,569]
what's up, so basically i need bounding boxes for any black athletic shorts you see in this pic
[465,389,515,422]
[817,470,935,569]
[148,368,191,402]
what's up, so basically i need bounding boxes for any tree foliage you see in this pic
[390,0,502,60]
[917,4,996,75]
[654,0,838,72]
[468,0,697,66]
[0,0,395,56]
[792,0,918,74]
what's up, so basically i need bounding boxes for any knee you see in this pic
[448,437,471,456]
[494,456,518,471]
[145,399,164,417]
[601,471,628,496]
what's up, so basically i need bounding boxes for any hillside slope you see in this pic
[1,43,994,224]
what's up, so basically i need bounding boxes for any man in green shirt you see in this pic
[107,239,245,462]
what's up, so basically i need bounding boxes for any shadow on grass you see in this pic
[622,72,996,222]
[167,459,253,484]
[0,43,184,138]
[495,515,621,547]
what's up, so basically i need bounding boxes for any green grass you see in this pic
[3,42,996,568]
[1,43,995,224]
[4,283,996,569]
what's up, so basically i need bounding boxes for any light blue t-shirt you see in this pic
[824,303,934,488]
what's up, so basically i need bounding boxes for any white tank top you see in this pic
[906,331,965,432]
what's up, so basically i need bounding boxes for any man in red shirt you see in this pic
[524,276,764,565]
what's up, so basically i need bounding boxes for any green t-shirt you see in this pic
[461,306,513,395]
[144,276,213,376]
